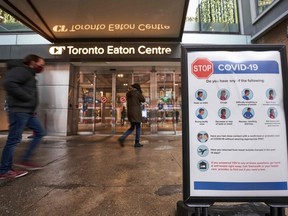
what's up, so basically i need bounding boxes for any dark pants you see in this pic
[121,122,141,142]
[121,117,125,126]
[0,112,46,173]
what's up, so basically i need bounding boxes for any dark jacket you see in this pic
[126,88,145,123]
[4,61,38,113]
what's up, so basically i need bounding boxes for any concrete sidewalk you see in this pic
[0,134,286,216]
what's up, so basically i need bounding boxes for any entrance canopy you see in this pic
[0,0,189,43]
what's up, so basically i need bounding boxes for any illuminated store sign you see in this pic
[49,43,178,58]
[50,45,171,55]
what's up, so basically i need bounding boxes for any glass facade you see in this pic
[255,0,276,16]
[0,9,31,32]
[76,66,182,135]
[184,0,239,33]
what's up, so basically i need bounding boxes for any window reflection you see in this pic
[184,0,239,33]
[0,9,31,32]
[256,0,276,15]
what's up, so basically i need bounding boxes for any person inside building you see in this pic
[118,83,145,147]
[120,106,126,126]
[0,54,46,180]
[175,110,180,123]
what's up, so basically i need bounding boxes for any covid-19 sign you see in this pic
[180,45,288,206]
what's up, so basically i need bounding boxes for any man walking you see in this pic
[0,54,46,179]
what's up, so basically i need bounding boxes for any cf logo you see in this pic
[49,46,66,55]
[53,25,68,32]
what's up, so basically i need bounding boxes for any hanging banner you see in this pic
[181,45,288,204]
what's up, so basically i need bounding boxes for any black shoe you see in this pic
[134,143,143,148]
[118,137,125,147]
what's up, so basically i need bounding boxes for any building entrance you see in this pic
[156,72,181,134]
[76,63,181,135]
[78,71,116,134]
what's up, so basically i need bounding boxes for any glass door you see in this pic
[77,71,113,134]
[77,71,96,134]
[115,72,132,134]
[156,72,179,134]
[94,72,113,134]
[115,71,151,134]
[76,65,181,135]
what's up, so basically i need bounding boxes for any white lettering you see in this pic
[218,64,250,71]
[138,45,172,55]
[67,46,105,55]
[193,65,212,72]
[107,46,135,54]
[49,46,66,55]
[50,45,173,56]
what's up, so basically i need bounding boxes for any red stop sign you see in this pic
[100,96,107,103]
[120,96,126,103]
[191,58,214,79]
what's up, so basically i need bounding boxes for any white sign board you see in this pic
[186,50,288,197]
